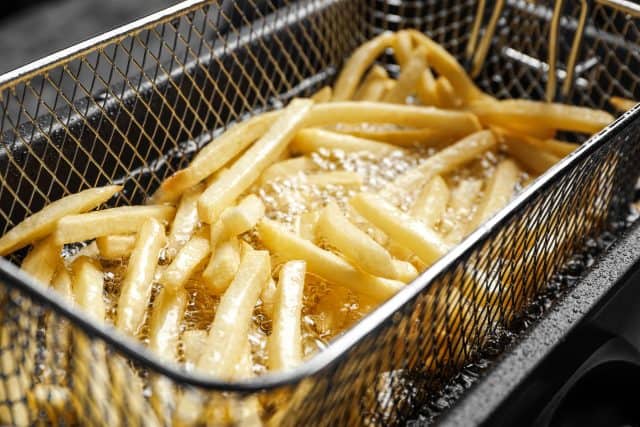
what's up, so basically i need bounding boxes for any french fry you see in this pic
[46,266,73,386]
[471,159,520,228]
[260,157,315,184]
[151,112,279,203]
[0,185,121,255]
[391,130,496,190]
[305,171,363,188]
[501,132,561,174]
[182,330,208,371]
[260,278,277,317]
[350,193,449,265]
[434,77,463,109]
[258,219,403,301]
[609,96,637,112]
[159,233,210,292]
[417,68,438,107]
[305,102,481,134]
[383,45,429,104]
[199,99,313,224]
[411,175,450,228]
[335,125,463,148]
[444,179,483,244]
[269,260,306,371]
[174,249,270,424]
[227,343,263,427]
[310,86,332,103]
[408,29,487,103]
[54,205,174,245]
[96,235,136,260]
[148,288,187,421]
[291,128,396,155]
[298,211,319,241]
[353,65,389,101]
[166,184,205,258]
[21,235,60,286]
[332,32,396,101]
[116,218,166,336]
[0,305,31,426]
[210,195,266,246]
[391,30,414,67]
[108,356,161,427]
[537,139,579,158]
[392,260,418,283]
[316,202,397,279]
[202,238,241,294]
[470,99,614,134]
[69,256,121,426]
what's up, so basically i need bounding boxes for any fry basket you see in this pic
[1,0,640,425]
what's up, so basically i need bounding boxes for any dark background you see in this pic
[0,0,180,75]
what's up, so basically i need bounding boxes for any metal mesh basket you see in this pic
[0,0,639,425]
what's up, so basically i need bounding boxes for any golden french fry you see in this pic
[182,330,208,371]
[70,256,105,320]
[501,131,561,174]
[21,235,60,286]
[291,128,396,155]
[310,86,332,103]
[116,218,166,336]
[199,99,313,224]
[166,183,205,258]
[417,68,438,106]
[471,159,520,228]
[202,238,241,294]
[258,219,403,301]
[173,249,270,424]
[537,139,579,158]
[316,202,396,279]
[46,266,73,385]
[159,233,210,292]
[391,130,496,190]
[297,211,319,241]
[306,171,362,188]
[332,32,396,101]
[353,65,389,101]
[350,193,449,265]
[151,112,279,203]
[96,235,136,260]
[408,29,487,103]
[260,157,315,184]
[444,179,483,244]
[52,265,73,302]
[335,125,463,148]
[0,185,121,255]
[305,101,481,133]
[54,205,174,245]
[148,288,187,421]
[411,175,450,228]
[383,45,429,104]
[269,260,306,371]
[214,195,265,244]
[391,30,414,67]
[609,96,637,112]
[392,260,418,283]
[470,99,614,134]
[260,278,277,317]
[434,77,463,109]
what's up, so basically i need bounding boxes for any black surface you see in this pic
[438,220,640,426]
[0,0,179,74]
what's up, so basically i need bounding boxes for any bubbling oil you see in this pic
[84,142,503,377]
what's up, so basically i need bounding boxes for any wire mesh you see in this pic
[0,0,639,425]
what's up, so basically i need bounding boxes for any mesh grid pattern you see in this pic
[0,0,639,425]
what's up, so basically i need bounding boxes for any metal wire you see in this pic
[0,0,639,425]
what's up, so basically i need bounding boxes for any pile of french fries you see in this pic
[0,29,615,425]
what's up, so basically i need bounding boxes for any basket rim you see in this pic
[1,102,637,391]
